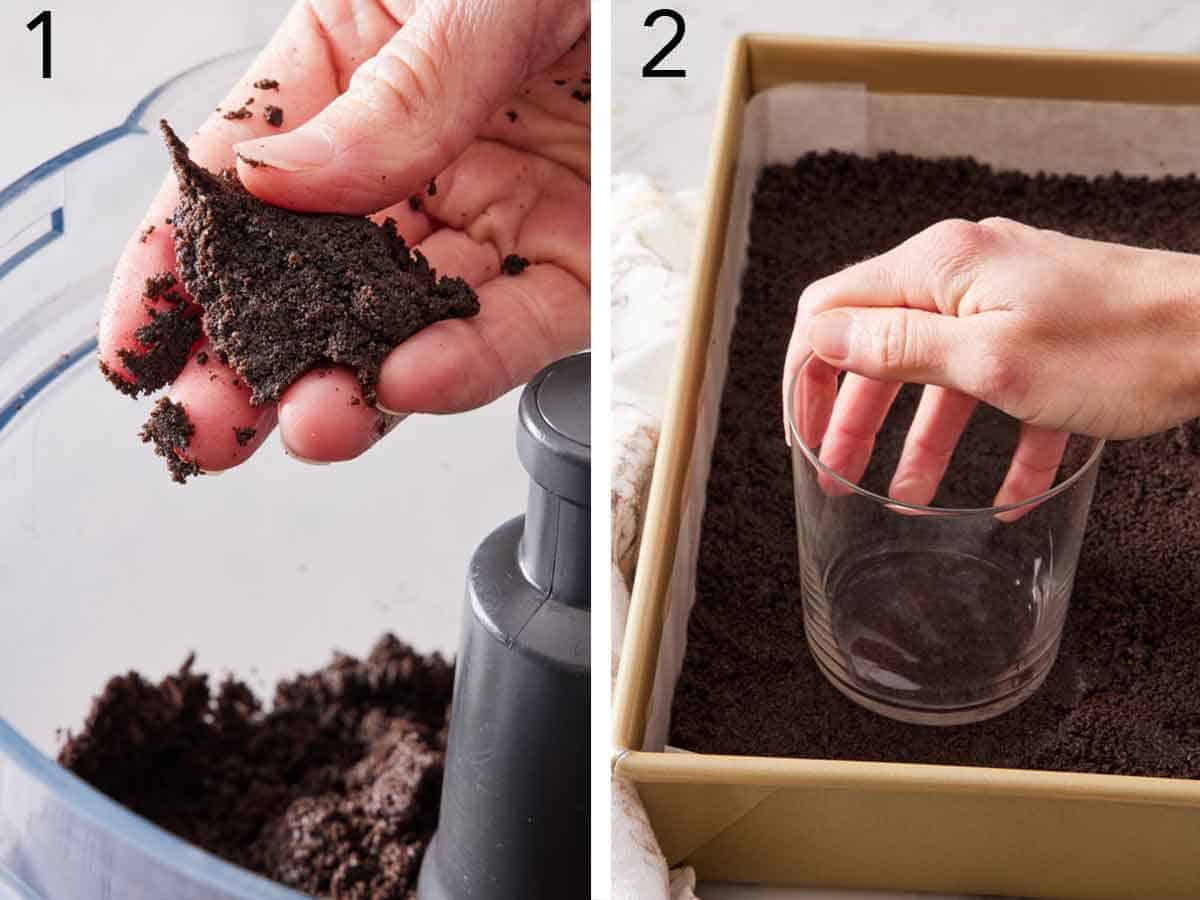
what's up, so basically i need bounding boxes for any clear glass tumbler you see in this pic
[786,354,1104,725]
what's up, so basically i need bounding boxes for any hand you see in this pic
[783,216,1200,507]
[99,0,590,469]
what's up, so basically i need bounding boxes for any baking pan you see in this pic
[612,35,1200,899]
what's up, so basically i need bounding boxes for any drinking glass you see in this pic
[787,354,1103,725]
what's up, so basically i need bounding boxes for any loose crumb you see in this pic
[501,254,530,276]
[426,178,438,197]
[253,78,279,90]
[408,195,422,212]
[223,107,252,121]
[98,360,138,397]
[571,89,590,104]
[263,105,283,127]
[138,224,156,244]
[233,426,257,447]
[505,109,518,123]
[144,272,177,300]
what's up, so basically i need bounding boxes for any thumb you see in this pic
[233,0,588,213]
[808,306,970,387]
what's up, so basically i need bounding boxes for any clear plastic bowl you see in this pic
[0,49,524,898]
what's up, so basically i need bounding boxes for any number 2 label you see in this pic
[643,9,686,79]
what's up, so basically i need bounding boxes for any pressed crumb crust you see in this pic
[672,151,1200,777]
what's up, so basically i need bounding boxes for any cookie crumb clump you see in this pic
[139,397,201,484]
[263,105,283,127]
[144,271,177,300]
[106,276,201,397]
[161,120,479,407]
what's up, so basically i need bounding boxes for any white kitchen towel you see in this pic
[610,173,701,900]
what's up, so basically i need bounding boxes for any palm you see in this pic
[98,0,589,469]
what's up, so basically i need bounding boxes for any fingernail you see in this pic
[808,310,852,362]
[280,435,331,466]
[234,129,334,173]
[889,474,932,507]
[374,400,411,417]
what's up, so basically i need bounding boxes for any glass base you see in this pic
[802,545,1067,726]
[808,641,1058,725]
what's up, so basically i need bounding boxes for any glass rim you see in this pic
[785,358,1106,517]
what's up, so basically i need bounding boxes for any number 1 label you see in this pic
[27,10,51,79]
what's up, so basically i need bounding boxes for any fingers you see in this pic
[99,245,199,389]
[272,223,495,461]
[993,424,1070,522]
[801,218,992,318]
[274,215,588,458]
[234,0,590,213]
[889,387,978,506]
[786,352,839,449]
[277,368,390,464]
[273,135,588,464]
[166,349,277,473]
[782,218,1073,514]
[376,264,589,414]
[782,218,994,439]
[816,375,902,495]
[807,305,975,390]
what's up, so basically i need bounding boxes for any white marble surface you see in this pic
[613,0,1200,190]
